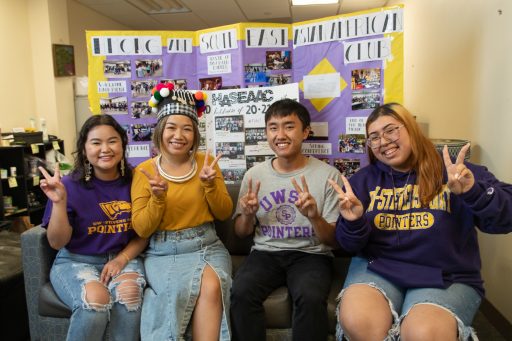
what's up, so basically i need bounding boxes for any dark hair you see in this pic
[72,114,131,185]
[366,103,443,207]
[264,99,311,130]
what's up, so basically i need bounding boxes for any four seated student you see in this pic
[329,103,512,341]
[131,84,233,341]
[39,103,510,341]
[230,99,342,341]
[39,115,147,341]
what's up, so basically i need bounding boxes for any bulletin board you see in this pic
[86,5,404,182]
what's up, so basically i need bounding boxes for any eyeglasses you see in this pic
[366,124,404,148]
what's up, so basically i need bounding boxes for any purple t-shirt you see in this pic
[42,175,135,255]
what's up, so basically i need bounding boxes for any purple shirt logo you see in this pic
[276,204,296,225]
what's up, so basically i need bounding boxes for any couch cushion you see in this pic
[39,282,71,318]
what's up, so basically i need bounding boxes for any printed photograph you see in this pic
[351,68,381,90]
[135,59,163,78]
[161,78,188,90]
[215,142,245,160]
[215,115,244,133]
[103,60,131,78]
[352,90,381,110]
[246,155,273,169]
[222,169,246,184]
[333,158,361,178]
[244,64,268,83]
[268,73,291,86]
[200,77,222,90]
[131,123,156,142]
[339,134,366,154]
[221,85,241,89]
[266,50,292,70]
[245,128,267,145]
[131,101,153,119]
[131,80,157,98]
[100,96,128,115]
[306,122,329,141]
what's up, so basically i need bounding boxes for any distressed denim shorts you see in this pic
[337,256,482,341]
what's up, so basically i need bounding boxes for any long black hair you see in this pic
[72,114,132,185]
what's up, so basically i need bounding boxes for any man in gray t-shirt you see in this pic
[231,99,342,341]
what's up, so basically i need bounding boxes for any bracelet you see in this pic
[119,252,130,262]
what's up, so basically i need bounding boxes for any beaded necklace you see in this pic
[156,154,197,183]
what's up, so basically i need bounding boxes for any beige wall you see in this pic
[0,0,36,131]
[389,0,512,321]
[67,0,129,76]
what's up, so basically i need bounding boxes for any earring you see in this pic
[120,158,125,177]
[84,160,92,181]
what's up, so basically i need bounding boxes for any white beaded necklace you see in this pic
[156,154,197,183]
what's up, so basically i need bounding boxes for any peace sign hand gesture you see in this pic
[199,149,222,184]
[39,163,66,204]
[443,143,474,195]
[239,177,260,216]
[140,160,168,199]
[291,176,319,219]
[328,176,364,222]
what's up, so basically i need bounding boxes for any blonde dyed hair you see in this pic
[153,115,200,159]
[366,103,443,207]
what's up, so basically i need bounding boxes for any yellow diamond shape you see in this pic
[299,58,347,112]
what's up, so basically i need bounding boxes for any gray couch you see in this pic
[21,184,351,340]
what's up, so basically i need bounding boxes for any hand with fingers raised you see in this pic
[200,149,222,184]
[443,143,474,195]
[239,177,260,217]
[39,163,67,204]
[291,175,320,219]
[140,160,168,199]
[328,176,364,221]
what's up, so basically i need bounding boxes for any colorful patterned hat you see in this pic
[148,83,207,124]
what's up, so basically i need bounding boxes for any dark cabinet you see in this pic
[0,140,64,226]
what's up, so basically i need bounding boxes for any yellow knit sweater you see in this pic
[131,152,233,238]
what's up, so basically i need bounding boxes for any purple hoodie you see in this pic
[335,160,512,296]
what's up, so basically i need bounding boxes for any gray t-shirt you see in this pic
[234,156,342,255]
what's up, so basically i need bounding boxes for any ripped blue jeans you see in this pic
[50,248,146,341]
[337,256,482,341]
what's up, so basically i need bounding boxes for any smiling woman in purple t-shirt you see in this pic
[40,115,147,341]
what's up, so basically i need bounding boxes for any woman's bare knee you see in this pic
[112,272,144,311]
[401,304,457,341]
[339,284,393,341]
[199,266,221,301]
[84,281,111,309]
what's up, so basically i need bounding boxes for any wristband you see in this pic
[119,252,130,262]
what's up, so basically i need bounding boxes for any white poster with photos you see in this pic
[204,83,299,172]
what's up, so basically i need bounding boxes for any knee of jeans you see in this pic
[111,272,145,311]
[82,281,112,312]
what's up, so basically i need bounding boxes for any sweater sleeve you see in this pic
[131,163,167,238]
[334,175,373,253]
[200,162,233,221]
[459,163,512,234]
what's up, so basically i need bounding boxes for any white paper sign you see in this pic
[346,117,368,134]
[246,27,289,48]
[199,29,238,54]
[91,36,162,56]
[303,73,340,99]
[167,38,193,53]
[301,143,332,155]
[97,81,127,93]
[127,144,150,158]
[207,54,232,75]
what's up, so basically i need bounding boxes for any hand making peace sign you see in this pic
[239,177,260,216]
[328,176,364,222]
[443,143,474,195]
[140,160,168,199]
[291,175,320,219]
[39,163,67,204]
[199,149,222,183]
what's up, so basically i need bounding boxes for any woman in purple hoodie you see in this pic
[330,103,512,341]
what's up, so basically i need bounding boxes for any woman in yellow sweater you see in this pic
[131,84,233,341]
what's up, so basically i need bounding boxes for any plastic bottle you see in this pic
[40,118,48,142]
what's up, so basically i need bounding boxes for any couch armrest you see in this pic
[21,225,57,340]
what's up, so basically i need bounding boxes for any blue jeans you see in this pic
[141,223,232,341]
[50,248,146,341]
[231,250,332,341]
[338,256,482,341]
